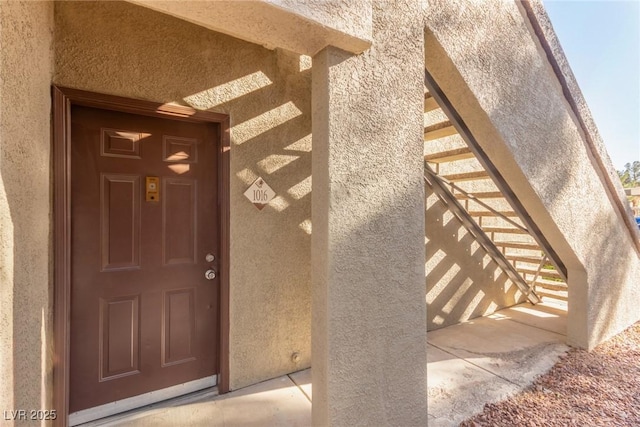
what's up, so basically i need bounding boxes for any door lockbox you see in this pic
[146,177,160,202]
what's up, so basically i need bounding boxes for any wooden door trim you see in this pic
[52,86,231,426]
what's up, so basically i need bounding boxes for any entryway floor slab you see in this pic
[83,376,311,427]
[83,300,567,426]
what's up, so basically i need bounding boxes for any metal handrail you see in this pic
[529,254,548,290]
[424,69,568,282]
[425,167,528,233]
[424,163,540,304]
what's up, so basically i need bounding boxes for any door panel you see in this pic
[70,106,219,413]
[99,295,141,381]
[100,174,141,271]
[162,288,196,366]
[163,178,197,265]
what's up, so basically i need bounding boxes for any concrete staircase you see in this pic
[424,87,568,303]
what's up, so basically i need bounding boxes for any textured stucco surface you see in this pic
[54,1,312,390]
[0,0,54,420]
[525,0,640,238]
[266,0,372,47]
[311,2,427,425]
[424,0,640,349]
[127,0,371,55]
[425,186,526,331]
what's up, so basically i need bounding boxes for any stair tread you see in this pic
[468,210,518,217]
[482,227,528,234]
[424,147,473,163]
[424,93,440,113]
[517,266,563,279]
[441,171,490,182]
[455,191,504,200]
[424,121,457,141]
[494,241,541,250]
[506,255,545,264]
[424,120,452,132]
[535,278,568,291]
[538,289,568,302]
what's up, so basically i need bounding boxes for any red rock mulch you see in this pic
[460,322,640,426]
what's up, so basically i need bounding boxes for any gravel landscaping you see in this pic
[460,322,640,426]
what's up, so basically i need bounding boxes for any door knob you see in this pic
[205,269,216,280]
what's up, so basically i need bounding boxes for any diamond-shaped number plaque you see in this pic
[243,177,276,210]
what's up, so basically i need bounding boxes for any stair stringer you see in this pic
[424,0,640,349]
[425,172,536,331]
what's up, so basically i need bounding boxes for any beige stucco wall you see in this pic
[425,0,640,349]
[425,186,526,330]
[311,2,427,424]
[127,0,371,55]
[0,0,54,420]
[54,0,312,389]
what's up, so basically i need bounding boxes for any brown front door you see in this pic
[69,106,219,413]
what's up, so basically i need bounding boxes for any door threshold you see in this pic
[70,375,218,426]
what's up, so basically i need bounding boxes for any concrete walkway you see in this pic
[82,300,568,427]
[427,299,568,425]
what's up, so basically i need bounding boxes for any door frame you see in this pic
[52,86,231,426]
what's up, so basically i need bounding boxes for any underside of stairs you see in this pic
[424,71,568,304]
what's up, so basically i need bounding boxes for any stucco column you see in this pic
[0,1,54,421]
[311,2,427,425]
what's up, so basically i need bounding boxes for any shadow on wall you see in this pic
[425,184,525,331]
[424,0,640,347]
[53,0,313,387]
[475,5,640,347]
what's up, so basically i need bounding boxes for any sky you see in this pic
[544,0,640,171]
